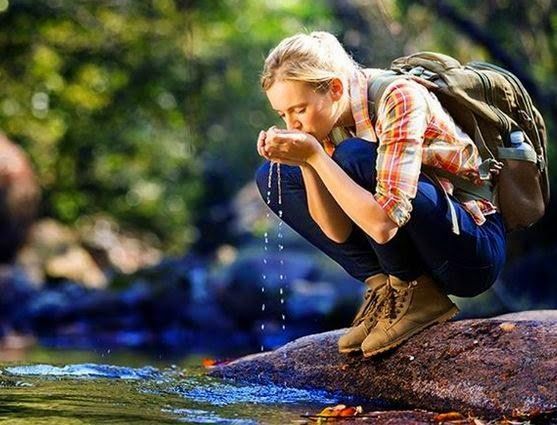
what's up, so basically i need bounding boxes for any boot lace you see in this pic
[351,289,379,326]
[381,280,415,323]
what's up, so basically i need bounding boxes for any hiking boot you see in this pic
[361,274,460,358]
[337,273,389,354]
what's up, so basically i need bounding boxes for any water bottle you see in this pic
[508,130,537,162]
[509,130,526,148]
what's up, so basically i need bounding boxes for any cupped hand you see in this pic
[258,126,321,166]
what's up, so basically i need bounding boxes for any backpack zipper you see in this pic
[466,65,511,143]
[468,61,541,150]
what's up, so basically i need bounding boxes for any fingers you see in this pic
[257,130,266,158]
[258,130,274,161]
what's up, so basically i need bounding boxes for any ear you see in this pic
[329,78,344,101]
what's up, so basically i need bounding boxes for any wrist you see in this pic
[306,148,327,169]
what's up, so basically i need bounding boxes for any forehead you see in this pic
[266,80,318,111]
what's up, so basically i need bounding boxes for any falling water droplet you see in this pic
[261,304,266,312]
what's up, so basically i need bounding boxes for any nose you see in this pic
[286,116,302,131]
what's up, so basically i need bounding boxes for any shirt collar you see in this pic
[350,68,377,142]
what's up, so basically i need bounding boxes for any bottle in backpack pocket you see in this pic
[497,130,544,231]
[504,130,538,163]
[510,130,525,147]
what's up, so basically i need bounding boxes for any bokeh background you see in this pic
[0,0,556,360]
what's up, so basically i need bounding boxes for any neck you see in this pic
[335,101,355,128]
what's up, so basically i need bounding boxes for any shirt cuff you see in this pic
[374,193,412,227]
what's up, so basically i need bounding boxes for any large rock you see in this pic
[0,133,40,264]
[209,318,557,422]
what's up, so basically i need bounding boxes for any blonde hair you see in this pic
[260,31,361,122]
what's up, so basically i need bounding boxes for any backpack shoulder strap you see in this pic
[367,70,403,120]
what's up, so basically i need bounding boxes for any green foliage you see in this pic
[392,0,557,169]
[3,0,554,255]
[0,0,334,253]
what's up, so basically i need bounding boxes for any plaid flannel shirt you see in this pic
[322,68,498,228]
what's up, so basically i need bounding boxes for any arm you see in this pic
[306,81,429,244]
[300,163,354,243]
[307,151,398,244]
[373,81,429,229]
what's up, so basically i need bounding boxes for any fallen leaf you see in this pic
[317,404,363,417]
[202,358,216,367]
[434,411,465,421]
[202,358,231,368]
[499,322,516,332]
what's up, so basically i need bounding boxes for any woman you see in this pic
[255,31,506,358]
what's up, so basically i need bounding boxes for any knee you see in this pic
[331,138,377,170]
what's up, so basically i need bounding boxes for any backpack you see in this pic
[367,52,549,233]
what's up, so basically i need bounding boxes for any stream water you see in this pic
[0,347,356,424]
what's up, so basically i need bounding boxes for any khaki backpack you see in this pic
[367,52,549,233]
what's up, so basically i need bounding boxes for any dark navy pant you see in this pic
[255,138,506,297]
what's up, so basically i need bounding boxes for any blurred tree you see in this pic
[0,0,334,254]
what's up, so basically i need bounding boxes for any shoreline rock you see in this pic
[209,318,557,422]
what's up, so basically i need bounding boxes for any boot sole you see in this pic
[362,305,460,358]
[338,346,362,354]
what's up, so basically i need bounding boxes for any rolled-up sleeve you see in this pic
[374,81,429,227]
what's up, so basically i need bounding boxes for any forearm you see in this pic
[307,150,399,244]
[300,164,354,243]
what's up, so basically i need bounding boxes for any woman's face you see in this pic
[265,79,341,141]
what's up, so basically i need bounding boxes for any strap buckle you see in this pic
[478,158,504,181]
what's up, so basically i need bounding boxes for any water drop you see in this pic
[261,304,266,312]
[261,324,265,330]
[280,288,283,295]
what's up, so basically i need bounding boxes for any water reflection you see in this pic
[0,348,351,424]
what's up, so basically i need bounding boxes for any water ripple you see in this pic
[162,407,258,424]
[171,378,345,407]
[4,363,163,380]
